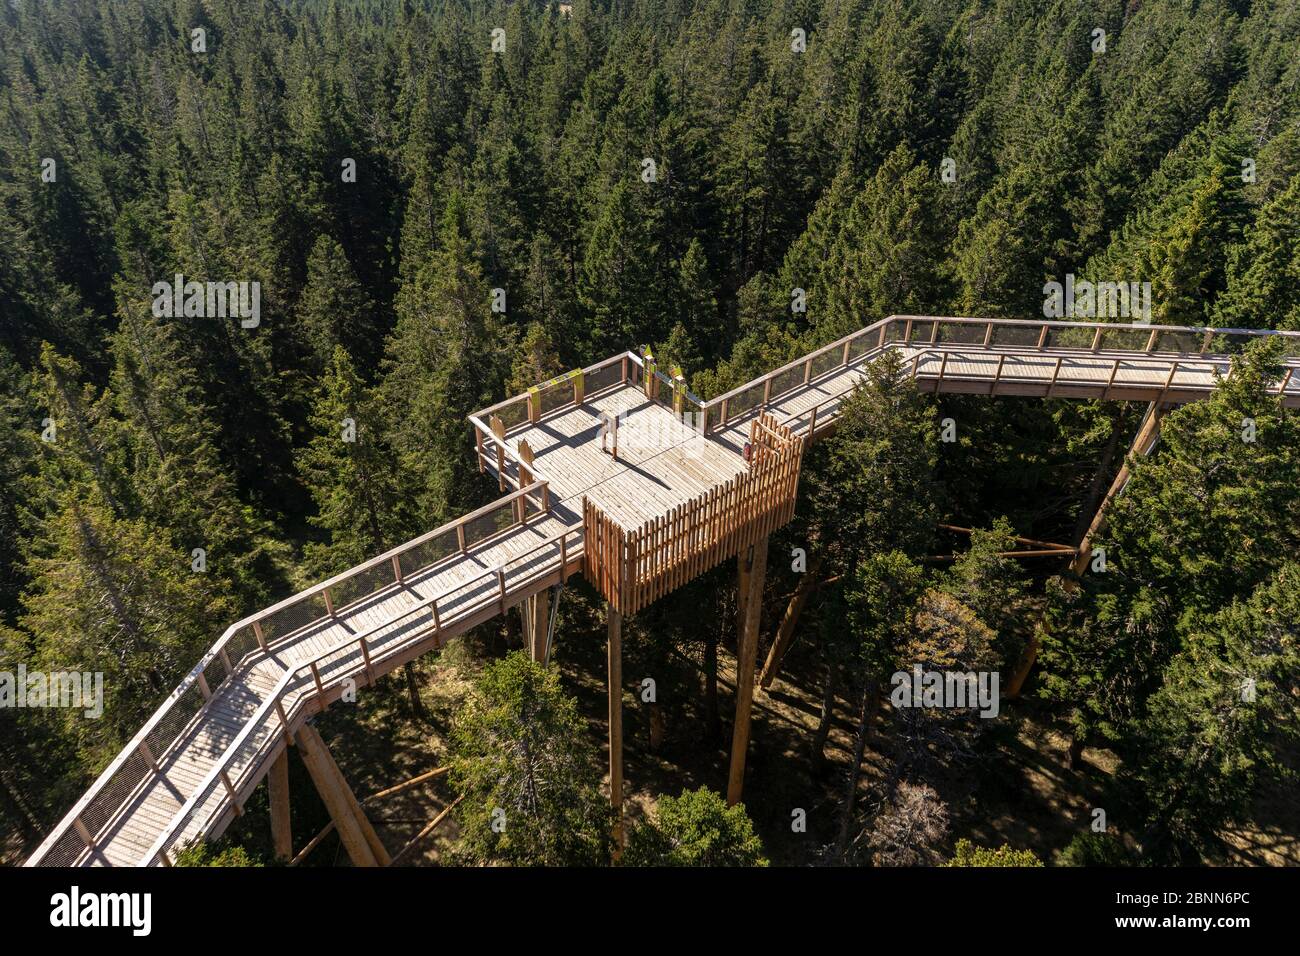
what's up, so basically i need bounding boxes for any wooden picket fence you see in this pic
[583,414,803,615]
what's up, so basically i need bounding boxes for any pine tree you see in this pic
[1131,563,1300,861]
[376,197,510,520]
[624,786,768,866]
[450,653,612,866]
[298,347,410,578]
[19,488,231,766]
[299,235,378,374]
[1215,172,1300,331]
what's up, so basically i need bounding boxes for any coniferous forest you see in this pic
[1,0,1299,878]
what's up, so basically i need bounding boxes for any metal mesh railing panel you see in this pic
[586,361,623,395]
[769,365,805,402]
[1045,326,1097,349]
[463,504,517,550]
[538,380,574,415]
[399,529,459,577]
[937,322,988,345]
[329,561,398,613]
[260,593,329,644]
[990,324,1043,348]
[905,320,936,344]
[76,748,153,841]
[494,398,529,431]
[725,382,766,421]
[1097,328,1153,351]
[144,683,206,762]
[810,348,843,380]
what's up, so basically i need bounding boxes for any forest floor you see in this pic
[222,582,1300,868]
[8,587,1296,868]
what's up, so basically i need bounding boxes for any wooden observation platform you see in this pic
[26,316,1300,867]
[470,356,803,615]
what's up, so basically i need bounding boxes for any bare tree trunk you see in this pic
[648,704,664,751]
[1070,413,1124,545]
[704,628,719,739]
[403,662,425,718]
[810,660,836,764]
[835,678,880,859]
[1067,732,1085,770]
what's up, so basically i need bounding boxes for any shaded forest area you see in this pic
[1,0,1298,866]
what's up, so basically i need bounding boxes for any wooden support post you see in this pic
[728,535,768,806]
[643,351,656,399]
[274,699,293,746]
[759,555,823,690]
[1004,624,1044,700]
[138,741,161,776]
[295,723,386,867]
[491,414,507,492]
[73,816,96,851]
[607,604,624,849]
[268,748,292,862]
[736,545,751,637]
[527,589,551,662]
[1070,402,1163,579]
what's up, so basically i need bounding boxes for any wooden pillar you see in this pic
[1005,405,1164,700]
[528,589,551,662]
[607,604,624,848]
[728,535,769,806]
[268,748,292,863]
[759,555,823,690]
[296,723,388,867]
[1004,622,1045,699]
[736,550,751,639]
[1069,403,1163,580]
[519,601,534,658]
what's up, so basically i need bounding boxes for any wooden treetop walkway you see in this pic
[27,315,1300,866]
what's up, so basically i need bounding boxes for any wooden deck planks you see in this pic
[81,509,580,866]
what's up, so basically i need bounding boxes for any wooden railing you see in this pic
[700,316,1300,434]
[139,521,584,866]
[31,314,1300,866]
[583,413,802,616]
[469,350,645,491]
[900,346,1299,401]
[27,481,558,866]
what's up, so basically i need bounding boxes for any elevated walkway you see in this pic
[27,316,1300,865]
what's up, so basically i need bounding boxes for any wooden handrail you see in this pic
[471,350,640,421]
[28,478,552,866]
[700,315,1300,420]
[467,416,556,490]
[139,523,586,865]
